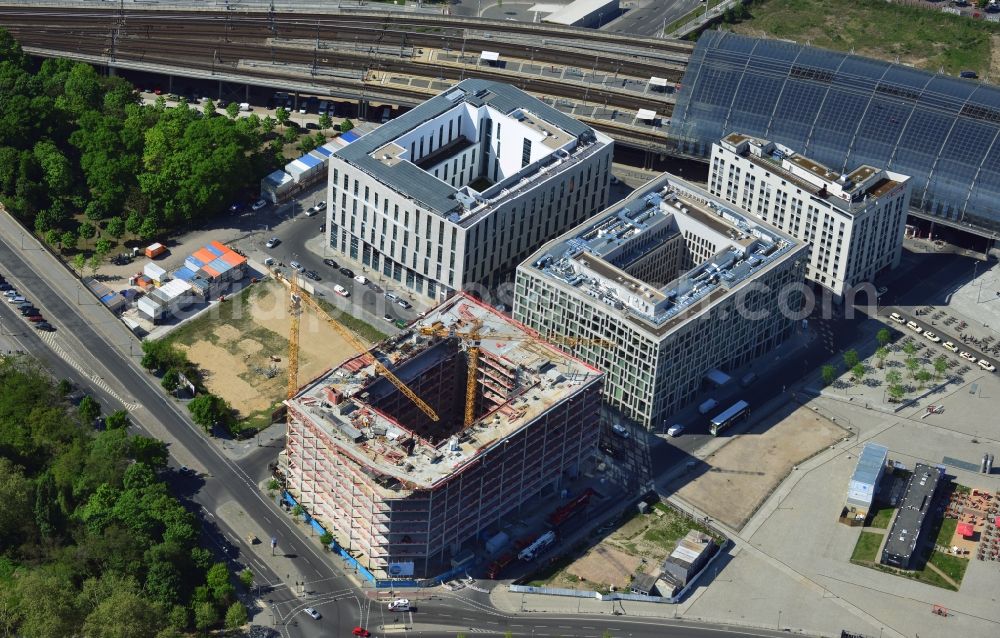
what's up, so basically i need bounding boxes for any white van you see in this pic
[238,102,251,112]
[263,256,276,267]
[334,284,350,297]
[354,275,369,285]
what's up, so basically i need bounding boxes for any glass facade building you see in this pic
[671,30,1000,235]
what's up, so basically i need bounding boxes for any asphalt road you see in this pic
[604,0,702,37]
[241,191,423,331]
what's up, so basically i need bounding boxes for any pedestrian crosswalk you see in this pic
[37,330,141,410]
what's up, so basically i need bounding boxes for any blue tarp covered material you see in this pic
[100,293,116,303]
[341,131,359,143]
[207,257,233,275]
[205,244,224,257]
[314,145,333,157]
[298,153,323,168]
[185,256,204,271]
[172,266,196,281]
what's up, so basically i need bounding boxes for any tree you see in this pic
[60,230,77,252]
[340,118,354,132]
[821,364,836,386]
[874,346,889,369]
[282,126,299,144]
[885,369,902,385]
[105,216,125,240]
[45,228,59,246]
[876,328,891,348]
[125,211,142,236]
[262,115,276,134]
[192,601,217,633]
[274,107,289,128]
[915,368,932,389]
[906,357,920,378]
[94,237,112,257]
[319,112,332,131]
[239,569,254,590]
[187,394,231,434]
[0,459,31,548]
[84,199,108,223]
[78,395,101,426]
[202,99,216,118]
[851,363,866,382]
[319,531,334,548]
[73,253,87,272]
[138,216,158,241]
[87,254,101,276]
[161,369,180,393]
[79,221,97,240]
[224,602,247,630]
[205,563,234,603]
[888,384,906,402]
[934,355,948,379]
[903,342,917,357]
[105,409,129,430]
[843,349,859,370]
[225,102,240,119]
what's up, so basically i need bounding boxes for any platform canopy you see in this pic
[636,108,657,121]
[480,51,500,62]
[649,76,668,87]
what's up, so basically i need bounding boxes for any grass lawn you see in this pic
[665,0,724,34]
[644,502,719,549]
[928,550,969,586]
[730,0,1000,75]
[867,504,895,530]
[851,531,883,563]
[935,518,958,547]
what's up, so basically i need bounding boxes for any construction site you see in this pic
[283,293,604,579]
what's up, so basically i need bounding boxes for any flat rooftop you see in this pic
[287,294,601,497]
[524,173,801,338]
[334,78,600,219]
[719,132,907,213]
[883,463,941,563]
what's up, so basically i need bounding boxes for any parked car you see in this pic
[387,598,410,611]
[960,351,978,362]
[323,258,339,269]
[315,200,327,211]
[352,628,371,637]
[305,206,319,216]
[334,285,350,297]
[611,423,629,438]
[265,237,280,248]
[396,299,412,310]
[979,360,997,372]
[305,122,319,130]
[27,315,45,323]
[7,295,25,304]
[905,320,922,332]
[0,283,11,291]
[251,199,268,211]
[943,341,959,352]
[384,292,400,302]
[34,321,54,331]
[304,270,321,281]
[21,307,40,317]
[383,313,395,323]
[290,261,304,272]
[922,330,941,343]
[667,424,685,437]
[339,267,355,278]
[354,275,368,285]
[889,312,905,324]
[304,608,321,620]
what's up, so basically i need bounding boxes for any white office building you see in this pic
[514,173,808,429]
[326,79,614,301]
[709,133,911,300]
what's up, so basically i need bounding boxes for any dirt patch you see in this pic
[669,404,847,530]
[991,34,1000,79]
[554,546,641,591]
[169,279,363,421]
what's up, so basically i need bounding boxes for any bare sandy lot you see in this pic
[172,279,362,420]
[669,404,848,530]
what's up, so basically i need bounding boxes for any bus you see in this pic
[709,400,750,436]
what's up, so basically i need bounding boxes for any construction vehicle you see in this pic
[547,489,595,528]
[517,530,556,562]
[486,552,516,579]
[281,273,438,421]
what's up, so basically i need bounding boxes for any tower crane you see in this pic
[287,277,302,400]
[280,274,439,422]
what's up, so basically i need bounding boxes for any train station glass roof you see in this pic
[670,30,1000,236]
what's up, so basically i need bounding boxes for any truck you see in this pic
[486,552,516,579]
[698,398,718,415]
[547,488,594,528]
[517,531,556,562]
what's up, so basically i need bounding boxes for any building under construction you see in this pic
[284,294,604,579]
